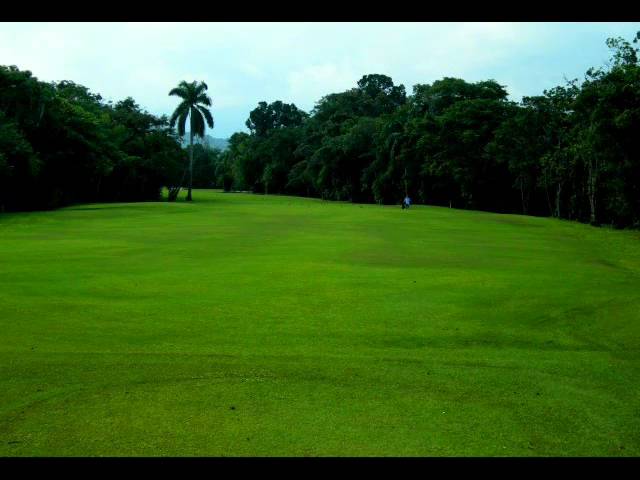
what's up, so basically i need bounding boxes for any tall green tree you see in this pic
[168,81,214,201]
[245,100,307,137]
[0,65,185,211]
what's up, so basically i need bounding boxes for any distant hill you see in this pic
[181,134,229,151]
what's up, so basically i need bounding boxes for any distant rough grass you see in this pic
[1,190,639,456]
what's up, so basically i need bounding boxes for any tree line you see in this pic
[2,32,639,228]
[214,33,640,228]
[0,65,187,212]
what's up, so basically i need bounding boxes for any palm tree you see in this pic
[168,81,214,201]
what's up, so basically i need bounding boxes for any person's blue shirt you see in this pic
[404,196,411,206]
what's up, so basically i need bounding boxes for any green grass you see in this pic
[1,189,640,456]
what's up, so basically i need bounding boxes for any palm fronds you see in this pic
[167,80,215,201]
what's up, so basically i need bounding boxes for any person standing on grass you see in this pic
[403,195,411,209]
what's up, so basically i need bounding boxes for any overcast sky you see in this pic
[1,22,639,138]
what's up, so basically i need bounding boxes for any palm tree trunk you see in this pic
[187,129,194,201]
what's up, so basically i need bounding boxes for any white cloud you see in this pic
[287,63,360,110]
[411,23,538,78]
[238,63,265,79]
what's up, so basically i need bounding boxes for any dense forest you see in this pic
[0,66,186,212]
[1,32,639,228]
[216,32,640,228]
